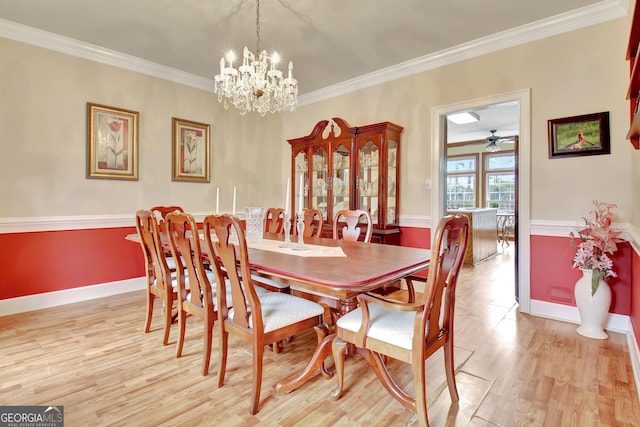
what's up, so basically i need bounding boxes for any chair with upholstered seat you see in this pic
[264,207,285,234]
[135,210,177,346]
[165,211,219,376]
[331,214,469,427]
[293,208,324,237]
[204,213,328,415]
[333,209,373,243]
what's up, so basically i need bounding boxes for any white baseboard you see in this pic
[0,277,146,316]
[530,299,631,333]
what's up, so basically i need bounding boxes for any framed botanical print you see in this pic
[172,118,210,182]
[86,103,139,180]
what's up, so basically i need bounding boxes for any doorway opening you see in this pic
[431,89,531,313]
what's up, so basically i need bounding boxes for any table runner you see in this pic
[247,238,347,257]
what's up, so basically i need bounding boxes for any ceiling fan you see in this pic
[485,130,517,152]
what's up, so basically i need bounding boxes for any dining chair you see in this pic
[150,205,185,269]
[264,207,285,234]
[135,210,177,346]
[203,214,328,415]
[165,211,219,376]
[331,214,469,427]
[332,209,373,243]
[293,208,324,237]
[150,205,184,221]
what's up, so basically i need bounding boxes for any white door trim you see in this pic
[431,89,531,313]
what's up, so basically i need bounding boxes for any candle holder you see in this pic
[292,212,308,251]
[279,214,294,248]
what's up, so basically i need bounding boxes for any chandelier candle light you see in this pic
[214,0,298,116]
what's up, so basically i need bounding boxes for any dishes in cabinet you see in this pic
[313,155,325,170]
[387,207,396,220]
[295,156,306,171]
[335,200,348,211]
[333,155,342,170]
[314,178,326,195]
[388,148,397,167]
[388,176,396,196]
[333,177,344,196]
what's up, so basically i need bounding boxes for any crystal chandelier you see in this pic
[213,0,298,116]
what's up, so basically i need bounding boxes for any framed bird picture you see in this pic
[547,111,610,158]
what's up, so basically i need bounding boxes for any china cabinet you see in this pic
[288,117,402,244]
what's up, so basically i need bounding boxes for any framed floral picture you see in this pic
[547,111,610,158]
[86,103,139,180]
[172,118,210,182]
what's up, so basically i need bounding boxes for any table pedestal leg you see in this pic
[275,332,335,394]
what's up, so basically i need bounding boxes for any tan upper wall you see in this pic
[0,14,636,227]
[281,16,634,224]
[0,38,284,217]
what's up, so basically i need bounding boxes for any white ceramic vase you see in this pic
[574,268,611,339]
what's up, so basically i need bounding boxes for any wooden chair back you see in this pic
[264,208,285,234]
[151,205,184,219]
[135,209,175,345]
[332,214,469,426]
[332,209,373,243]
[293,208,324,237]
[203,213,327,415]
[204,214,262,331]
[165,211,217,376]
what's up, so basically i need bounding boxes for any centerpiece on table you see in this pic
[569,200,624,339]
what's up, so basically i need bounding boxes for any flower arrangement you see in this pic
[570,200,624,295]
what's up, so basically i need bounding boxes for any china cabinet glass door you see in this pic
[294,150,308,214]
[331,143,350,221]
[358,140,379,225]
[311,147,328,221]
[387,138,398,225]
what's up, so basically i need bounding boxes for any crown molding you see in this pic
[0,18,213,92]
[298,0,628,105]
[0,1,627,102]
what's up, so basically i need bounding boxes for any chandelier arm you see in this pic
[213,0,297,114]
[256,0,260,54]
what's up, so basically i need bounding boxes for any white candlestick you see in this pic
[285,178,290,216]
[298,174,303,214]
[216,187,220,214]
[232,186,236,215]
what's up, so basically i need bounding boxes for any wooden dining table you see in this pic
[126,231,431,393]
[238,233,432,393]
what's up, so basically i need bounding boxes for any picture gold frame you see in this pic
[172,118,210,182]
[86,102,139,180]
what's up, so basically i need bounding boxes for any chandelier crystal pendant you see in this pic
[213,0,298,116]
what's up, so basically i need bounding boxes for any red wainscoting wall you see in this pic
[530,235,632,316]
[0,227,144,300]
[0,225,432,301]
[1,225,634,324]
[399,226,431,249]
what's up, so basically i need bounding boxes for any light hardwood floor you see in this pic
[1,244,639,426]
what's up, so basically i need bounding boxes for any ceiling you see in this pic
[447,102,520,144]
[0,0,626,139]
